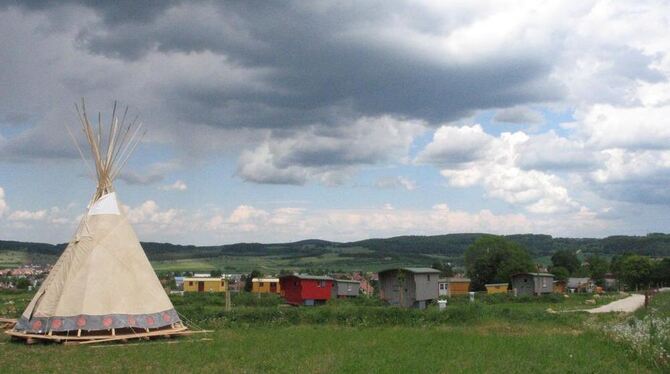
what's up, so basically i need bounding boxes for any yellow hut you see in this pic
[183,277,228,293]
[485,283,508,294]
[446,278,471,296]
[251,278,281,294]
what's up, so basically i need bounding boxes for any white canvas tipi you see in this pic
[13,101,182,337]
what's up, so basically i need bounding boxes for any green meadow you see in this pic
[1,291,665,373]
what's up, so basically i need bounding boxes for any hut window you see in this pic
[189,281,194,286]
[221,280,225,286]
[427,275,431,281]
[259,282,264,287]
[319,280,326,288]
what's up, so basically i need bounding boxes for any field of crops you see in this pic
[1,291,666,373]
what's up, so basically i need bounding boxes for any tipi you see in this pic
[9,101,184,342]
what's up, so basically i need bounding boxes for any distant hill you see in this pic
[2,233,669,271]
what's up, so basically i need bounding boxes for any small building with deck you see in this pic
[279,274,334,306]
[251,278,281,294]
[183,277,228,293]
[332,279,360,298]
[511,272,554,296]
[567,277,594,293]
[485,283,508,294]
[438,277,471,296]
[378,268,440,309]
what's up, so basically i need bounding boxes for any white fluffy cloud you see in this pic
[374,176,417,191]
[0,187,7,217]
[160,180,188,191]
[237,116,424,185]
[8,209,47,221]
[418,125,580,214]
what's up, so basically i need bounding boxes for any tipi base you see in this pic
[5,324,209,345]
[0,318,17,330]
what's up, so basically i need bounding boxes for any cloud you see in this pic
[419,125,581,214]
[0,187,7,216]
[237,116,424,185]
[516,131,601,171]
[415,124,492,166]
[493,106,544,125]
[159,180,187,191]
[118,162,181,186]
[374,176,416,191]
[8,209,47,221]
[123,200,181,233]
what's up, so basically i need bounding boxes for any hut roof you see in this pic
[252,278,279,282]
[281,274,333,281]
[379,267,441,274]
[445,277,471,283]
[512,272,554,278]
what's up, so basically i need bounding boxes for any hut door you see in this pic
[270,283,277,293]
[198,281,205,292]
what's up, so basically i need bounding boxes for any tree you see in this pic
[551,250,581,275]
[464,236,534,290]
[244,269,262,292]
[15,278,31,290]
[431,261,454,278]
[619,255,652,290]
[585,255,609,286]
[210,269,222,277]
[650,258,670,287]
[550,266,570,281]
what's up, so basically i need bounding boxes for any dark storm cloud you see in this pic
[4,1,564,130]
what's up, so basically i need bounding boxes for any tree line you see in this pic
[464,236,670,291]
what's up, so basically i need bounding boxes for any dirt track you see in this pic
[586,294,645,313]
[586,288,669,314]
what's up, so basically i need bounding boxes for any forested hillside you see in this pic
[2,233,670,267]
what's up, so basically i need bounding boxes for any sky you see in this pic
[1,1,670,245]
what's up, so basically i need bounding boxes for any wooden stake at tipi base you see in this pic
[0,318,17,330]
[5,100,209,345]
[5,323,211,345]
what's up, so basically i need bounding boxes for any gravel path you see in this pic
[586,294,646,313]
[585,289,670,314]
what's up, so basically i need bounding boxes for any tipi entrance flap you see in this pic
[88,192,120,215]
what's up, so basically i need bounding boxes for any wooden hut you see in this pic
[378,268,440,309]
[331,279,360,298]
[567,277,594,293]
[279,274,334,306]
[183,277,228,293]
[485,283,508,294]
[553,280,567,293]
[510,273,554,296]
[251,278,281,294]
[445,278,471,296]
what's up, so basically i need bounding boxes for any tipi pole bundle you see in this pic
[73,99,146,201]
[7,100,187,344]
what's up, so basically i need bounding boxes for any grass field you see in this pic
[0,291,664,373]
[0,324,654,373]
[150,252,455,273]
[0,251,28,267]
